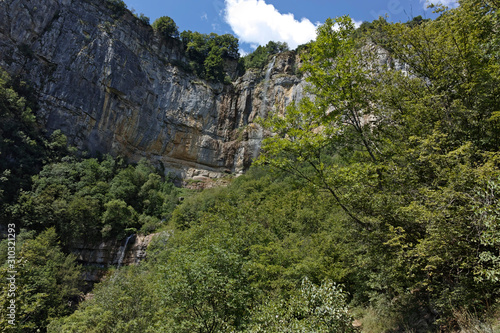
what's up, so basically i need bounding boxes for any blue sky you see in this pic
[122,0,458,53]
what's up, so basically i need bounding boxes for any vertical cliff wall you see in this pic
[0,0,307,177]
[72,233,160,283]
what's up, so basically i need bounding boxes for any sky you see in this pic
[122,0,458,54]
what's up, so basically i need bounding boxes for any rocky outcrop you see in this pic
[0,0,307,178]
[72,233,162,282]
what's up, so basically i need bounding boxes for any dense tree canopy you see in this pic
[0,228,81,331]
[258,0,500,328]
[12,157,179,244]
[0,69,70,223]
[48,168,358,332]
[180,31,239,82]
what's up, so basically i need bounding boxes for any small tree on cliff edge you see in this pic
[152,16,180,39]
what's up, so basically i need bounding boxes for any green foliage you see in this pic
[204,46,225,82]
[170,186,224,229]
[152,16,179,39]
[0,69,70,223]
[249,277,357,332]
[352,17,389,42]
[405,15,431,27]
[242,41,289,70]
[257,16,380,226]
[155,245,251,332]
[473,177,500,283]
[48,167,356,331]
[101,199,138,238]
[258,2,500,328]
[5,1,500,331]
[13,156,179,243]
[180,31,239,82]
[0,228,81,331]
[135,13,150,25]
[0,70,39,202]
[48,266,158,333]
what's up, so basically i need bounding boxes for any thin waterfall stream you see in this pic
[251,56,276,159]
[116,234,135,268]
[259,55,276,118]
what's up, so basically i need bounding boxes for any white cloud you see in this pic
[224,0,318,49]
[201,13,208,21]
[421,0,459,9]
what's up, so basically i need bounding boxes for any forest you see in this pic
[1,0,500,332]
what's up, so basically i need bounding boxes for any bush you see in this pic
[249,277,357,332]
[135,13,150,25]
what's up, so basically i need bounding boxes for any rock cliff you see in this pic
[71,233,160,283]
[0,0,306,177]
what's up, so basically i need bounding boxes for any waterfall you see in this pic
[259,55,276,118]
[116,234,134,268]
[251,56,276,160]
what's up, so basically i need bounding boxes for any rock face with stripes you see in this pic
[71,233,159,283]
[0,0,307,178]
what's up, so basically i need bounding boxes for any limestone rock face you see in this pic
[0,0,307,177]
[72,233,161,282]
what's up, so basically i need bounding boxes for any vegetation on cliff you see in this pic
[152,16,180,39]
[105,0,296,82]
[242,41,290,70]
[179,30,240,82]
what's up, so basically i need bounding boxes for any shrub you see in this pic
[243,41,288,70]
[249,277,358,332]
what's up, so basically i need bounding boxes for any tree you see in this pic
[48,266,159,333]
[13,157,177,244]
[243,41,289,69]
[213,34,240,59]
[101,199,138,238]
[204,46,225,82]
[373,1,500,318]
[258,2,500,326]
[249,277,357,332]
[156,245,252,332]
[257,16,381,226]
[152,16,179,39]
[180,31,240,81]
[474,177,500,283]
[0,71,54,205]
[265,41,289,54]
[0,228,81,331]
[105,0,128,19]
